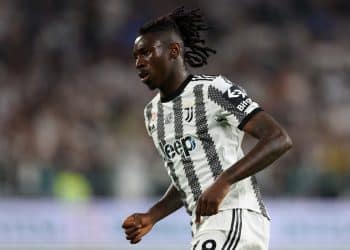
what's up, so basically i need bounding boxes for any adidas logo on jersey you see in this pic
[164,113,173,124]
[160,135,196,160]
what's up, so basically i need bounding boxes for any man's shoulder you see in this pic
[191,74,219,83]
[190,74,233,90]
[189,74,219,90]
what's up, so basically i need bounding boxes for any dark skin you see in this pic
[122,31,293,244]
[133,31,189,97]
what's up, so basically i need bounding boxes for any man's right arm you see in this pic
[122,184,183,244]
[148,184,184,222]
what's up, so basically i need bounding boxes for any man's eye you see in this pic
[134,49,151,59]
[142,49,151,56]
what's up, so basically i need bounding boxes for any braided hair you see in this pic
[139,7,216,67]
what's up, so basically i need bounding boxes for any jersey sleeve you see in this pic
[208,75,262,130]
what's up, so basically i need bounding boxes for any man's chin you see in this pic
[142,79,157,90]
[146,84,157,90]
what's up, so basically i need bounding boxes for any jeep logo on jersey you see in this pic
[160,136,196,160]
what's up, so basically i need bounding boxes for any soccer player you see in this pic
[122,7,292,250]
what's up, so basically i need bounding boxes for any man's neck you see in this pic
[160,70,190,99]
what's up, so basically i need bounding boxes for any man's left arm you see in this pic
[195,111,292,223]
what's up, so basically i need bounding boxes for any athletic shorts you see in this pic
[191,209,270,250]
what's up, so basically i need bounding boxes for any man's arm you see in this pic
[195,111,292,222]
[122,184,183,244]
[147,183,184,222]
[222,111,292,184]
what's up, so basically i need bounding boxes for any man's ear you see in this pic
[169,43,181,59]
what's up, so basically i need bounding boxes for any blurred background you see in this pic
[0,0,349,249]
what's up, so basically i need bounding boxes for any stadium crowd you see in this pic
[0,0,349,200]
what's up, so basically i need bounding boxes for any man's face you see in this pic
[133,33,173,90]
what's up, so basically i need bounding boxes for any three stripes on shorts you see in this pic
[222,209,242,250]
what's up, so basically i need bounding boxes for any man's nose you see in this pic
[135,57,146,69]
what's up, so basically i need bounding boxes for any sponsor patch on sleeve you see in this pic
[223,85,252,112]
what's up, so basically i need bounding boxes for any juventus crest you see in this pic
[184,106,194,122]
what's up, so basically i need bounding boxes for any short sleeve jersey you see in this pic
[144,75,269,219]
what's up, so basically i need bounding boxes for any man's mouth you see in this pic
[139,71,150,81]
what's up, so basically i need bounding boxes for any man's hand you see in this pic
[195,175,231,224]
[122,213,155,244]
[122,185,184,244]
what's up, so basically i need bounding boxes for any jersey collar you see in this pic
[161,74,193,103]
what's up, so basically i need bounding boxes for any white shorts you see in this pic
[191,209,270,250]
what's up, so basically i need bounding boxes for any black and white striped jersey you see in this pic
[144,74,269,219]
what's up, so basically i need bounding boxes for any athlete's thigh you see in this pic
[191,230,226,250]
[191,209,269,250]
